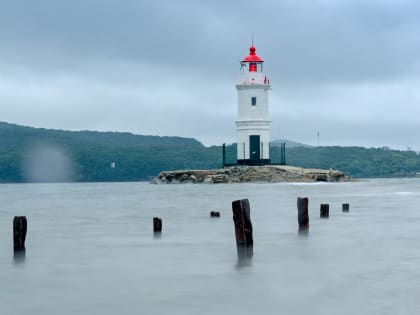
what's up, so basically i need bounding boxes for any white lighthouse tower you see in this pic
[236,44,271,165]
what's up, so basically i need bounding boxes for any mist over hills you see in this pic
[1,121,419,182]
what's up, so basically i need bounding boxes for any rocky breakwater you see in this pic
[151,165,348,184]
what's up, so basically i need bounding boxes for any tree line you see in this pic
[1,121,419,182]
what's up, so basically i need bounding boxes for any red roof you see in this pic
[242,45,264,62]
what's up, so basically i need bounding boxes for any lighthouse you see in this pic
[236,44,271,165]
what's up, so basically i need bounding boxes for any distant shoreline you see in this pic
[1,122,419,181]
[2,176,420,184]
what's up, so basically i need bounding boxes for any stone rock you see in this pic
[189,174,197,183]
[211,174,228,183]
[152,165,348,184]
[180,174,189,182]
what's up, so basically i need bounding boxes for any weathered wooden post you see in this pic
[320,204,329,218]
[297,197,309,230]
[210,211,221,218]
[342,203,350,212]
[153,217,162,233]
[232,199,253,258]
[13,216,27,251]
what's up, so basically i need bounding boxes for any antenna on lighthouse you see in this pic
[251,32,254,46]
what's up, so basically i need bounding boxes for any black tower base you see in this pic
[237,159,271,166]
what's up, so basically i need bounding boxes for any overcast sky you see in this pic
[1,0,419,149]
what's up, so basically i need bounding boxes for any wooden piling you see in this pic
[297,197,309,230]
[342,203,350,212]
[153,217,162,233]
[320,204,329,218]
[13,216,27,251]
[210,211,221,218]
[232,199,253,258]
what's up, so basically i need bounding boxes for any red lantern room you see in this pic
[241,45,264,72]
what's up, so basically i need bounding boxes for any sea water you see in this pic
[0,179,420,315]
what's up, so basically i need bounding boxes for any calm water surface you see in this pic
[1,179,420,314]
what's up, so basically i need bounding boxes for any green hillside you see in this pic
[0,122,221,182]
[0,121,419,182]
[271,146,420,178]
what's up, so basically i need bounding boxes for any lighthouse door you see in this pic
[249,135,260,164]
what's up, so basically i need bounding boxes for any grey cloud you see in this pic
[2,0,419,80]
[1,0,420,150]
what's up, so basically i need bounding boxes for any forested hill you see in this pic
[0,121,202,148]
[0,121,221,182]
[1,121,420,182]
[272,146,420,178]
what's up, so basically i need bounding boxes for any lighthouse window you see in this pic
[249,63,257,72]
[251,97,257,106]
